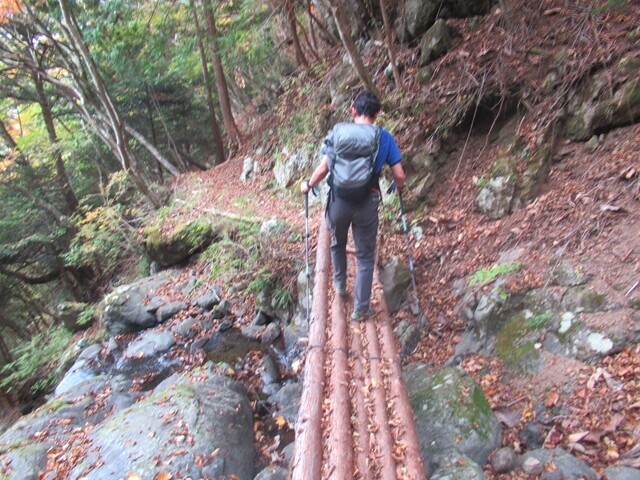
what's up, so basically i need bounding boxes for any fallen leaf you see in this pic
[274,415,287,429]
[154,473,172,480]
[545,389,559,407]
[127,474,142,480]
[493,407,521,428]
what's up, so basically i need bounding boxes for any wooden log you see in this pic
[364,317,397,479]
[292,221,331,480]
[373,272,429,479]
[349,324,374,480]
[328,292,354,479]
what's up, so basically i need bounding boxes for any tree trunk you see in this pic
[379,0,402,88]
[325,0,381,98]
[189,0,226,164]
[32,71,79,212]
[307,0,338,45]
[285,0,309,70]
[58,0,162,207]
[202,0,242,145]
[296,18,322,63]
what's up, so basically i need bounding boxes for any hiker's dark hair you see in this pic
[352,91,381,118]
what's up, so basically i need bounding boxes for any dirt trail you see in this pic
[291,221,427,480]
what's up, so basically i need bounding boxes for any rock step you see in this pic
[292,221,427,480]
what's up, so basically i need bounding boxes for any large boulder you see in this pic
[0,441,50,480]
[380,256,412,312]
[101,270,177,336]
[566,59,640,141]
[144,219,220,267]
[69,369,254,480]
[274,147,311,188]
[418,19,454,67]
[430,448,485,480]
[404,364,502,468]
[475,155,517,220]
[519,448,598,480]
[403,0,491,41]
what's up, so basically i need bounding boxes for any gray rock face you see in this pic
[274,147,310,188]
[381,256,411,312]
[156,301,187,323]
[419,19,454,66]
[604,466,640,480]
[476,173,516,220]
[519,448,598,480]
[0,441,50,480]
[102,271,177,335]
[404,364,502,467]
[403,0,490,40]
[54,359,99,397]
[491,447,518,474]
[430,448,485,480]
[69,370,254,480]
[195,289,221,310]
[172,317,197,338]
[254,466,289,480]
[268,382,302,426]
[566,63,640,141]
[261,353,281,386]
[124,330,176,358]
[395,321,422,359]
[261,323,282,346]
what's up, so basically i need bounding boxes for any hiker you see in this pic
[301,90,406,321]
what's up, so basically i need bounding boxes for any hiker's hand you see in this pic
[301,179,311,195]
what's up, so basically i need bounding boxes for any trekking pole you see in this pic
[304,185,319,323]
[388,182,421,316]
[304,191,311,323]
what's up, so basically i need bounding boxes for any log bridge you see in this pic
[291,221,428,480]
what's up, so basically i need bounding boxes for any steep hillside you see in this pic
[191,0,640,475]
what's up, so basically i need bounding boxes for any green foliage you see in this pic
[63,205,136,281]
[0,326,72,396]
[526,311,553,329]
[246,271,273,295]
[202,220,260,281]
[272,287,293,311]
[469,262,521,286]
[77,305,96,327]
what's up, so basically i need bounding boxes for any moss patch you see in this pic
[495,312,551,371]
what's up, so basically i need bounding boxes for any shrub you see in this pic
[0,326,72,396]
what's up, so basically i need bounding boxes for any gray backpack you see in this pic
[326,122,380,202]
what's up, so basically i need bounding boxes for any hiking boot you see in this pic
[351,307,374,322]
[334,283,347,297]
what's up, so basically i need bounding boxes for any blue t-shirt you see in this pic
[375,128,402,173]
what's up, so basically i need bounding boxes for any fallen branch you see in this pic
[200,208,264,223]
[626,278,640,298]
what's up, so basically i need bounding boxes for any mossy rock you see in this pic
[0,441,50,480]
[475,155,517,219]
[495,312,550,372]
[404,364,502,467]
[145,219,220,267]
[516,144,552,204]
[566,70,640,141]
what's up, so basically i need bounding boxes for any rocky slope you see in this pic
[1,0,639,479]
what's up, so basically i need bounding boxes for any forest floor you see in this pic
[16,0,638,477]
[155,3,640,475]
[159,119,640,478]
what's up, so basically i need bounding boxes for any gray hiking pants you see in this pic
[325,191,380,311]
